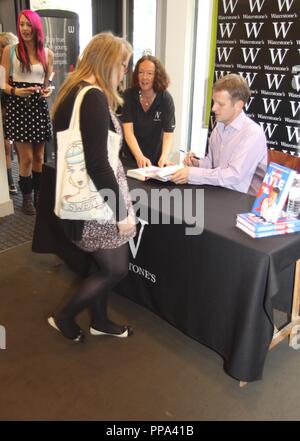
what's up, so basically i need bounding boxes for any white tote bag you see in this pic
[54,86,121,221]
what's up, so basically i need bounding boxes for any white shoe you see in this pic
[90,325,133,338]
[47,316,85,342]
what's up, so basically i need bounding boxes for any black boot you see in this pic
[7,168,18,195]
[19,175,35,215]
[22,194,36,215]
[32,171,41,209]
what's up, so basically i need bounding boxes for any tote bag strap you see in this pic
[68,85,102,130]
[9,45,16,78]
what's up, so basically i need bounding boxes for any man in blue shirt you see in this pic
[171,74,267,195]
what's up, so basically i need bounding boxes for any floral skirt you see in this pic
[74,160,136,251]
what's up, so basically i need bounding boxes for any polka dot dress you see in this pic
[4,81,52,143]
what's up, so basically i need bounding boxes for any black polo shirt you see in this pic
[120,87,175,165]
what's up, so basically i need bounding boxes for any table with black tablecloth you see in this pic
[33,164,300,382]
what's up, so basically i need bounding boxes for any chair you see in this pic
[268,149,300,173]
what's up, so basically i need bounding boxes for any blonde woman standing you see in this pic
[48,33,136,342]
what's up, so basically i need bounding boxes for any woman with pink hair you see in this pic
[1,10,53,214]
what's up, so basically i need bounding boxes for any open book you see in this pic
[127,164,184,182]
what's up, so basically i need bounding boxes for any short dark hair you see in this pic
[271,187,280,195]
[131,55,170,93]
[213,73,251,104]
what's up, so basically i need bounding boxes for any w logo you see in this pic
[290,101,300,118]
[219,23,237,38]
[239,72,258,87]
[217,47,234,62]
[292,67,300,92]
[244,97,255,111]
[222,0,238,13]
[262,98,282,115]
[259,122,278,139]
[129,218,148,259]
[277,0,294,12]
[154,111,161,121]
[241,47,261,63]
[265,73,285,90]
[286,126,300,143]
[214,71,231,81]
[273,22,294,39]
[248,0,266,12]
[68,26,75,33]
[244,22,264,38]
[269,48,289,65]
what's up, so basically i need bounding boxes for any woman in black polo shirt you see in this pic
[121,55,175,168]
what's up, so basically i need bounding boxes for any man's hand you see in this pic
[170,166,189,184]
[183,151,200,167]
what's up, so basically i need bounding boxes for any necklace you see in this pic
[139,90,155,108]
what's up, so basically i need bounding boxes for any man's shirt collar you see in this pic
[217,110,246,132]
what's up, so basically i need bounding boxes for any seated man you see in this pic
[171,73,267,195]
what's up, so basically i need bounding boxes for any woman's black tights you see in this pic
[55,244,129,338]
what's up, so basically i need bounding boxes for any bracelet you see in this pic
[11,87,15,96]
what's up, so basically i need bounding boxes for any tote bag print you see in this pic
[54,86,121,221]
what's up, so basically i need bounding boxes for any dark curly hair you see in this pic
[131,55,170,93]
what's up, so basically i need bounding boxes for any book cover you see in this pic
[127,164,183,182]
[251,162,297,223]
[237,212,300,232]
[236,221,300,238]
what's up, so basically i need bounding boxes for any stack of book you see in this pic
[236,162,300,238]
[236,212,300,238]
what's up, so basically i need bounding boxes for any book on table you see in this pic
[236,219,300,238]
[236,212,300,238]
[126,164,183,182]
[236,162,299,238]
[251,162,297,223]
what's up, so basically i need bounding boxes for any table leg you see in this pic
[289,259,300,348]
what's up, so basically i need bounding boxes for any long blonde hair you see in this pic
[0,32,18,61]
[52,32,132,116]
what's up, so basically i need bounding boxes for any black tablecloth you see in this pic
[33,164,300,381]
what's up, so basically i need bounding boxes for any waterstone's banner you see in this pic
[214,0,300,156]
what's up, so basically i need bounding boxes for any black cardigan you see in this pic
[53,83,127,241]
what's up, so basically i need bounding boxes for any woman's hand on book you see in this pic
[158,157,174,168]
[136,154,152,168]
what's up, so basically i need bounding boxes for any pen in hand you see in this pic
[179,149,200,160]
